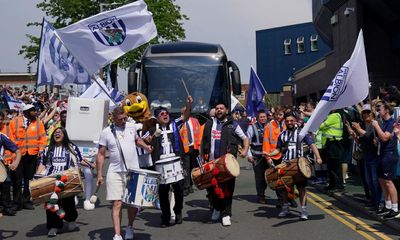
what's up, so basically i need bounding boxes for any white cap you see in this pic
[361,104,371,112]
[22,104,35,112]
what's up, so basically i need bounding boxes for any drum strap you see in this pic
[110,124,129,171]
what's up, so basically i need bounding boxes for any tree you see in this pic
[19,0,188,70]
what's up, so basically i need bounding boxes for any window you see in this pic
[310,34,318,52]
[297,36,304,53]
[284,38,291,55]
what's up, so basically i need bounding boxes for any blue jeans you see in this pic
[364,154,381,207]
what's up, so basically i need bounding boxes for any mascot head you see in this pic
[123,92,151,121]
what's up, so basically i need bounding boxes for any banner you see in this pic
[37,18,91,86]
[57,0,157,76]
[246,66,267,117]
[299,30,369,139]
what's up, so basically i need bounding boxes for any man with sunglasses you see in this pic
[149,96,193,228]
[275,112,322,220]
[96,106,153,240]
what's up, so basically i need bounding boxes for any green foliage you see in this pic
[20,0,188,70]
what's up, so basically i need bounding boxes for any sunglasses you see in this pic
[158,111,169,117]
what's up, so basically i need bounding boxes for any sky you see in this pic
[0,0,311,91]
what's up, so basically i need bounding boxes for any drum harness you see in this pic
[110,124,129,172]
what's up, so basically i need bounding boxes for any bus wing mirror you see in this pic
[229,61,241,95]
[128,62,141,93]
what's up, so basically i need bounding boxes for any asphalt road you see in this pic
[1,160,399,240]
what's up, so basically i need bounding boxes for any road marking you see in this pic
[308,192,393,240]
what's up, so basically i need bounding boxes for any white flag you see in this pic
[56,0,157,76]
[299,30,369,139]
[231,94,240,111]
[37,18,91,86]
[79,79,124,108]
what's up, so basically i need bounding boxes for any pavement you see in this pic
[312,172,400,233]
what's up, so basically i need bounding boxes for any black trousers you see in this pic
[0,167,12,209]
[11,154,37,206]
[183,147,199,190]
[208,178,235,217]
[46,196,78,229]
[252,155,268,198]
[158,179,184,222]
[326,141,344,189]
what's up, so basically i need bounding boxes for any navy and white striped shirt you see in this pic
[277,128,313,161]
[39,144,82,175]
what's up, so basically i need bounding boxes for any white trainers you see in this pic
[125,225,135,240]
[300,209,309,220]
[84,200,95,210]
[222,216,231,226]
[211,209,221,221]
[67,221,78,231]
[278,206,289,217]
[48,228,58,237]
[113,235,123,240]
[300,208,308,220]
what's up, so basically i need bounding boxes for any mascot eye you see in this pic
[125,99,131,106]
[136,96,142,103]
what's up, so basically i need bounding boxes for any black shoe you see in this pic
[12,204,22,212]
[160,220,170,228]
[183,190,189,197]
[383,209,400,219]
[289,199,298,208]
[23,203,34,210]
[376,207,391,216]
[334,187,345,193]
[175,213,183,224]
[258,197,266,204]
[3,208,16,216]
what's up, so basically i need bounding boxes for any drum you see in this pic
[0,161,7,183]
[29,168,83,204]
[122,168,161,208]
[155,156,184,184]
[191,153,240,190]
[265,157,311,190]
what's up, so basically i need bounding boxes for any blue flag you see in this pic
[246,67,267,117]
[37,18,91,86]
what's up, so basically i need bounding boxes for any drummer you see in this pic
[36,127,82,237]
[271,112,322,220]
[96,106,153,240]
[149,95,193,227]
[200,102,249,226]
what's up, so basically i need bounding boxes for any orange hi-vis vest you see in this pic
[0,124,16,165]
[9,116,47,156]
[262,119,286,160]
[180,117,201,153]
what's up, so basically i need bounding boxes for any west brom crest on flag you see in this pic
[88,17,127,46]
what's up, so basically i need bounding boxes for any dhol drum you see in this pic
[122,168,160,208]
[265,157,312,190]
[155,156,184,184]
[30,168,83,204]
[191,153,240,190]
[0,160,7,183]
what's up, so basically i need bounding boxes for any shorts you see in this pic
[378,151,398,180]
[106,171,127,201]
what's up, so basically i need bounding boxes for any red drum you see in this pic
[191,153,240,190]
[265,157,312,190]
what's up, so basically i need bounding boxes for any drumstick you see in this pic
[89,184,101,204]
[181,78,190,96]
[196,156,205,174]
